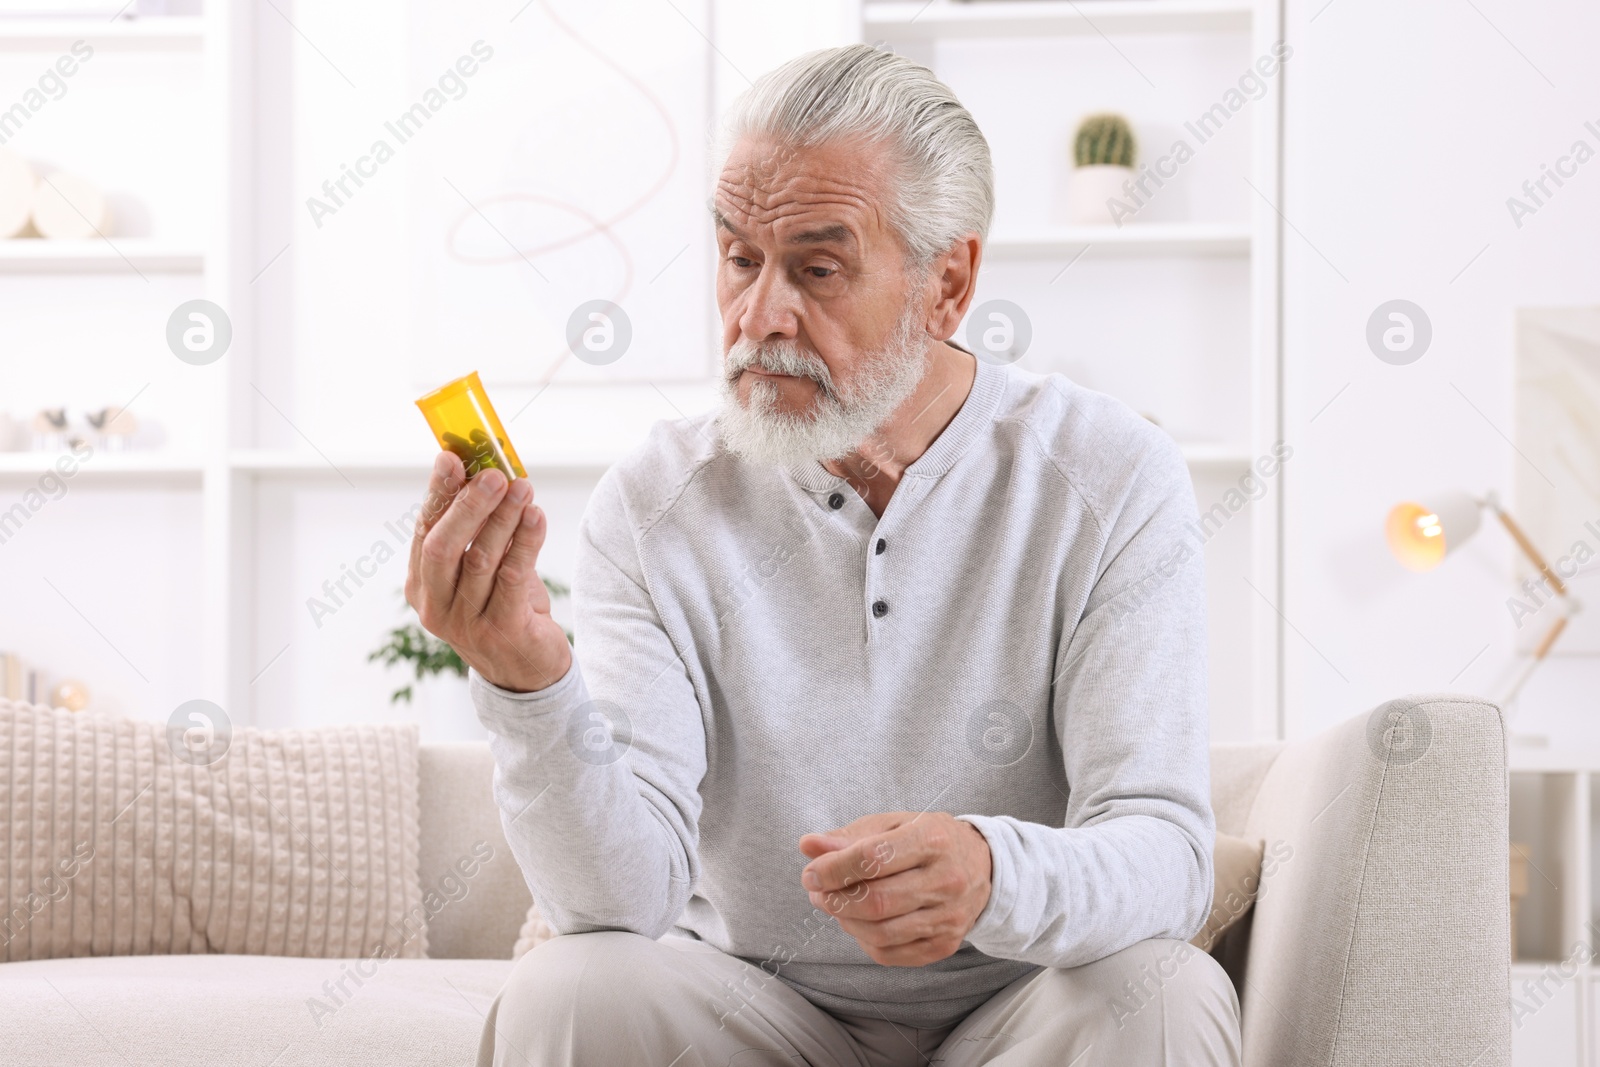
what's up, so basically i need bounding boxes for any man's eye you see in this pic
[730,256,756,269]
[807,266,835,279]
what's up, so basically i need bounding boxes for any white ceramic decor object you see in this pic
[31,172,110,239]
[1065,164,1134,227]
[0,149,35,238]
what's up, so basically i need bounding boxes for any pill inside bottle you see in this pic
[414,371,527,480]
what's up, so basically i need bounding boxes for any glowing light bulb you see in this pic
[1385,493,1483,573]
[1387,504,1449,570]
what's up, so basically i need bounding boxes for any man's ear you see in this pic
[926,233,983,341]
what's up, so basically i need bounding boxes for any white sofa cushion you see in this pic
[0,954,512,1066]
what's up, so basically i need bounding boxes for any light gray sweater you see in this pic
[471,357,1214,1029]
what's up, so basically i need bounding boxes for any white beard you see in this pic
[717,297,928,468]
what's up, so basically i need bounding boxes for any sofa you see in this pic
[0,694,1510,1066]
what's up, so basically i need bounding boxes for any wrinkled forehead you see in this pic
[712,135,897,247]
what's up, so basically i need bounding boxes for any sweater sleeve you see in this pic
[954,435,1215,967]
[470,470,707,939]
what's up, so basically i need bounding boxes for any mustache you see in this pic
[724,339,838,399]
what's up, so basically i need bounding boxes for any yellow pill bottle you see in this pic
[414,371,527,479]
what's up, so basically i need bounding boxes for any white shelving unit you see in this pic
[1506,757,1600,1066]
[0,10,232,683]
[860,0,1285,740]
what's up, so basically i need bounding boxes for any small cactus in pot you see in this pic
[1074,113,1138,169]
[1066,112,1139,226]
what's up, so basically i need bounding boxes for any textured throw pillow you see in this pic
[1190,833,1266,953]
[0,699,425,962]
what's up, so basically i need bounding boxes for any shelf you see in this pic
[0,16,204,51]
[228,451,619,478]
[987,223,1251,259]
[0,446,1253,481]
[0,441,1256,480]
[252,448,1255,475]
[0,451,203,480]
[1181,443,1252,470]
[0,240,204,274]
[1512,960,1571,974]
[1510,744,1600,773]
[863,1,1253,41]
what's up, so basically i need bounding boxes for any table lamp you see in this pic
[1386,490,1583,705]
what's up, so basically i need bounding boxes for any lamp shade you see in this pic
[1385,490,1483,572]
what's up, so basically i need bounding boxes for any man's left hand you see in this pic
[797,812,992,967]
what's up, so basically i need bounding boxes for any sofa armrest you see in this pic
[1240,695,1509,1067]
[418,743,533,959]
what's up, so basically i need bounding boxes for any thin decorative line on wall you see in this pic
[443,0,684,391]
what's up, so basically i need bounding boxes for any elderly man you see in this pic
[408,43,1239,1067]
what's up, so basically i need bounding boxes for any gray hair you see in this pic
[712,43,994,275]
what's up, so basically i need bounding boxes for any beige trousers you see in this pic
[477,931,1241,1066]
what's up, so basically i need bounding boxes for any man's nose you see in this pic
[738,264,800,343]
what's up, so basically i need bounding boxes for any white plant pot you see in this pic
[1065,165,1135,226]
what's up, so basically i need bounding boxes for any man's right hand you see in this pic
[405,450,572,694]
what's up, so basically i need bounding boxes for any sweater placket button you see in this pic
[828,492,845,510]
[871,600,888,618]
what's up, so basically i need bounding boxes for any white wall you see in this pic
[1280,0,1600,740]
